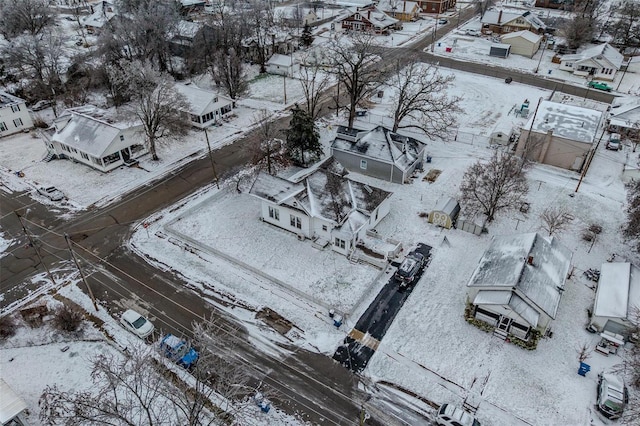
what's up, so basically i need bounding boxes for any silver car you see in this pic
[37,186,64,201]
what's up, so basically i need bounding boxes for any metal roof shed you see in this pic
[490,43,511,58]
[428,197,460,229]
[0,378,28,425]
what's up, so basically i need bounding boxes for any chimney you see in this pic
[368,10,371,20]
[403,1,406,12]
[498,10,503,24]
[527,256,534,265]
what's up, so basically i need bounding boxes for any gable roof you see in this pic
[482,10,546,31]
[609,99,640,128]
[501,29,542,43]
[173,83,230,116]
[345,6,399,29]
[525,100,602,144]
[468,233,572,320]
[249,158,392,225]
[560,43,624,70]
[82,1,116,28]
[593,263,640,320]
[0,91,25,108]
[49,106,141,158]
[332,125,426,171]
[267,54,294,67]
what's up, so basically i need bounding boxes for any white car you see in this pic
[31,100,54,111]
[37,186,64,201]
[435,404,481,426]
[120,309,154,339]
[465,29,481,36]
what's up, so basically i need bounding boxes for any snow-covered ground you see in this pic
[2,9,639,424]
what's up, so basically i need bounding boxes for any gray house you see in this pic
[330,125,426,184]
[467,233,572,341]
[249,157,392,257]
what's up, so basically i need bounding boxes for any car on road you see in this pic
[438,18,448,25]
[597,373,628,420]
[30,99,54,111]
[37,186,64,201]
[465,29,481,36]
[435,403,481,426]
[606,133,620,151]
[120,309,154,339]
[394,251,426,288]
[588,81,613,92]
[160,334,199,369]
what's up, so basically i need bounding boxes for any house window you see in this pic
[11,104,21,112]
[13,118,23,127]
[0,122,6,132]
[268,206,280,220]
[354,13,361,20]
[119,135,124,141]
[103,152,121,165]
[290,214,301,229]
[360,159,367,169]
[322,225,328,231]
[81,152,89,160]
[130,144,144,154]
[334,238,346,249]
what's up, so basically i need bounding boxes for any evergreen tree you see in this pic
[624,180,640,251]
[300,23,314,48]
[285,104,322,166]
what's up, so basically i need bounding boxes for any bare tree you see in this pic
[327,33,385,128]
[109,60,191,161]
[563,0,604,49]
[388,60,462,136]
[610,1,640,48]
[611,306,640,424]
[623,179,640,252]
[298,51,331,119]
[251,109,289,174]
[459,151,529,223]
[244,0,276,73]
[576,342,593,363]
[474,0,495,19]
[540,206,574,236]
[0,0,56,39]
[211,48,248,106]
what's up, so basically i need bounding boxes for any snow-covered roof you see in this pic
[0,91,25,108]
[525,100,602,144]
[266,54,294,67]
[609,98,640,129]
[331,125,426,171]
[378,0,419,13]
[501,30,542,44]
[593,263,640,321]
[346,6,399,29]
[434,197,460,217]
[49,106,141,158]
[0,378,27,424]
[336,0,374,6]
[82,1,115,28]
[468,233,572,320]
[250,158,392,225]
[560,43,624,70]
[176,20,201,39]
[482,10,546,31]
[173,83,231,116]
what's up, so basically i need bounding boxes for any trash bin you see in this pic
[333,314,343,328]
[426,155,432,163]
[578,362,591,376]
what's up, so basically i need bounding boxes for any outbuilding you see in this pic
[590,262,640,340]
[0,378,29,426]
[428,197,460,229]
[500,30,542,58]
[265,54,299,77]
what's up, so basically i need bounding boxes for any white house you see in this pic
[265,54,300,77]
[607,97,640,135]
[467,233,572,340]
[590,262,640,340]
[559,43,624,81]
[173,83,233,129]
[82,1,116,34]
[41,105,146,173]
[249,157,392,257]
[0,91,33,137]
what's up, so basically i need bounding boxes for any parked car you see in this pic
[588,81,613,92]
[606,133,620,151]
[31,99,54,111]
[435,403,481,426]
[465,29,481,36]
[160,334,199,369]
[597,373,628,419]
[438,18,448,25]
[120,309,154,339]
[37,186,64,201]
[394,251,426,288]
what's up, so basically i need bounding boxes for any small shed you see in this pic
[489,43,511,58]
[429,197,460,229]
[500,30,542,58]
[266,54,299,77]
[490,125,517,146]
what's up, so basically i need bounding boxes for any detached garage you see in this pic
[489,43,511,58]
[501,30,542,58]
[429,198,460,229]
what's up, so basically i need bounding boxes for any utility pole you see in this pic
[575,128,605,193]
[283,74,287,104]
[203,129,220,189]
[64,233,99,311]
[15,212,58,286]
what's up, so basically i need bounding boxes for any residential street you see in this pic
[0,8,619,425]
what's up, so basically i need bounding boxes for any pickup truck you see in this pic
[394,251,426,288]
[588,81,613,92]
